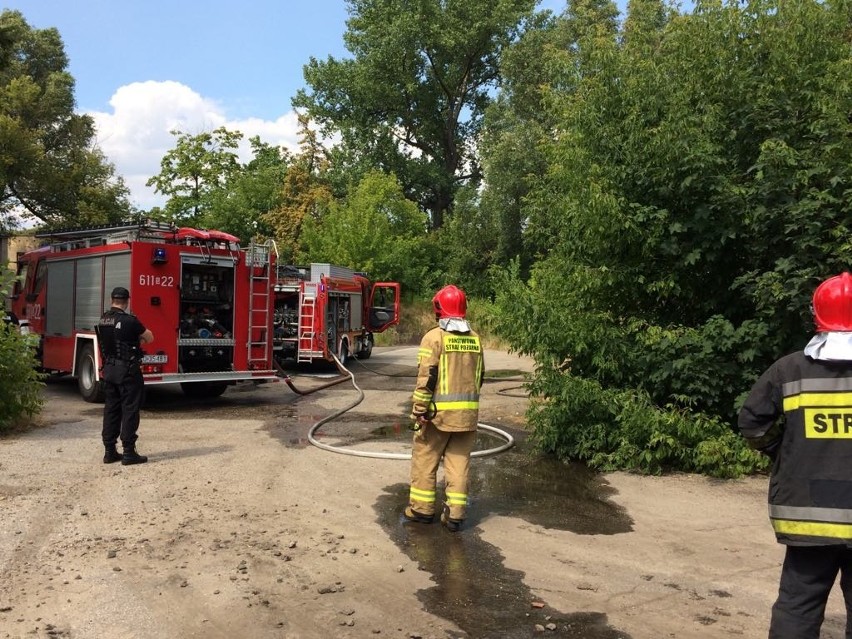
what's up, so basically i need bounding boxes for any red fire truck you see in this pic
[272,263,400,364]
[7,220,402,402]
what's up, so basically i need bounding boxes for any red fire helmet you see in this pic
[813,272,852,332]
[433,285,467,319]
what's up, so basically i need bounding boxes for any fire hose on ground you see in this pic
[273,355,516,460]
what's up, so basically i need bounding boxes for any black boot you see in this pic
[441,505,463,532]
[121,445,148,465]
[402,507,434,524]
[103,444,122,464]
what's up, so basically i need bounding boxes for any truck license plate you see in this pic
[142,354,168,364]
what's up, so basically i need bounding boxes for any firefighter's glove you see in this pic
[409,413,430,432]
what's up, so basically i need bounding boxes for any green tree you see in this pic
[147,127,243,225]
[299,170,429,293]
[293,0,537,230]
[476,104,547,283]
[473,2,617,288]
[202,137,290,242]
[487,0,852,476]
[0,10,131,229]
[263,115,334,263]
[434,184,499,297]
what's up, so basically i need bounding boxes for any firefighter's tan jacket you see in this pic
[411,325,484,432]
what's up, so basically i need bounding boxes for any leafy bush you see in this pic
[528,367,768,478]
[0,272,43,432]
[488,260,771,477]
[482,1,852,478]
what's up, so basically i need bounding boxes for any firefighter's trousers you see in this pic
[408,422,477,521]
[769,544,852,639]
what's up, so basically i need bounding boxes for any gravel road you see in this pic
[0,347,847,638]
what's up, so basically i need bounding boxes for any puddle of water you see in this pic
[376,484,630,638]
[262,405,320,448]
[471,448,630,534]
[258,378,632,635]
[375,440,633,638]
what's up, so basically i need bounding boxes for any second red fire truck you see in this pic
[272,262,399,364]
[7,220,400,402]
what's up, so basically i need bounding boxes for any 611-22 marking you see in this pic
[139,275,175,287]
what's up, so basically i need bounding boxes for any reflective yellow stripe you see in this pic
[783,392,852,411]
[417,348,432,364]
[772,518,852,539]
[435,401,479,411]
[434,392,479,402]
[410,487,436,502]
[412,390,432,401]
[439,353,449,395]
[446,491,467,506]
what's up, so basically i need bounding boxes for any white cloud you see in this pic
[88,81,302,211]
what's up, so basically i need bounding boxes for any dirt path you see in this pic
[0,347,847,638]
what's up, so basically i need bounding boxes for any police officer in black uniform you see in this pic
[739,272,852,638]
[97,287,153,465]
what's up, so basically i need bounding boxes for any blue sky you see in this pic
[3,0,580,210]
[8,0,354,121]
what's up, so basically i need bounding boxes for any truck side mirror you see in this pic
[10,280,21,300]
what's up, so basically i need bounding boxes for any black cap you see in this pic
[111,286,130,300]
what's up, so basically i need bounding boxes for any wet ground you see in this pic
[262,366,634,638]
[59,357,635,637]
[371,439,634,639]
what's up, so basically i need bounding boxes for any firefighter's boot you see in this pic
[441,505,463,533]
[402,507,434,524]
[121,445,148,465]
[103,444,122,464]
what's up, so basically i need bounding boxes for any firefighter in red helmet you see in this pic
[403,284,484,532]
[739,272,852,638]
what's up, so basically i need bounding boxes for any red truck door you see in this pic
[367,283,400,332]
[13,252,48,336]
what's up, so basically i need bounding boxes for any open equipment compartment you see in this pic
[179,256,236,373]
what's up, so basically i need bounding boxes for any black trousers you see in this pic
[770,544,852,639]
[102,368,144,449]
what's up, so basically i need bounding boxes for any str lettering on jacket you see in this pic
[805,409,852,437]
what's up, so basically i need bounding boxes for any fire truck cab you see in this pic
[8,220,279,401]
[272,263,400,364]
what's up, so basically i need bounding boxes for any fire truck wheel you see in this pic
[356,336,373,360]
[77,344,105,403]
[180,382,228,399]
[339,340,350,364]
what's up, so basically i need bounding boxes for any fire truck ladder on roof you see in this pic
[297,282,319,363]
[36,219,176,251]
[246,239,276,369]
